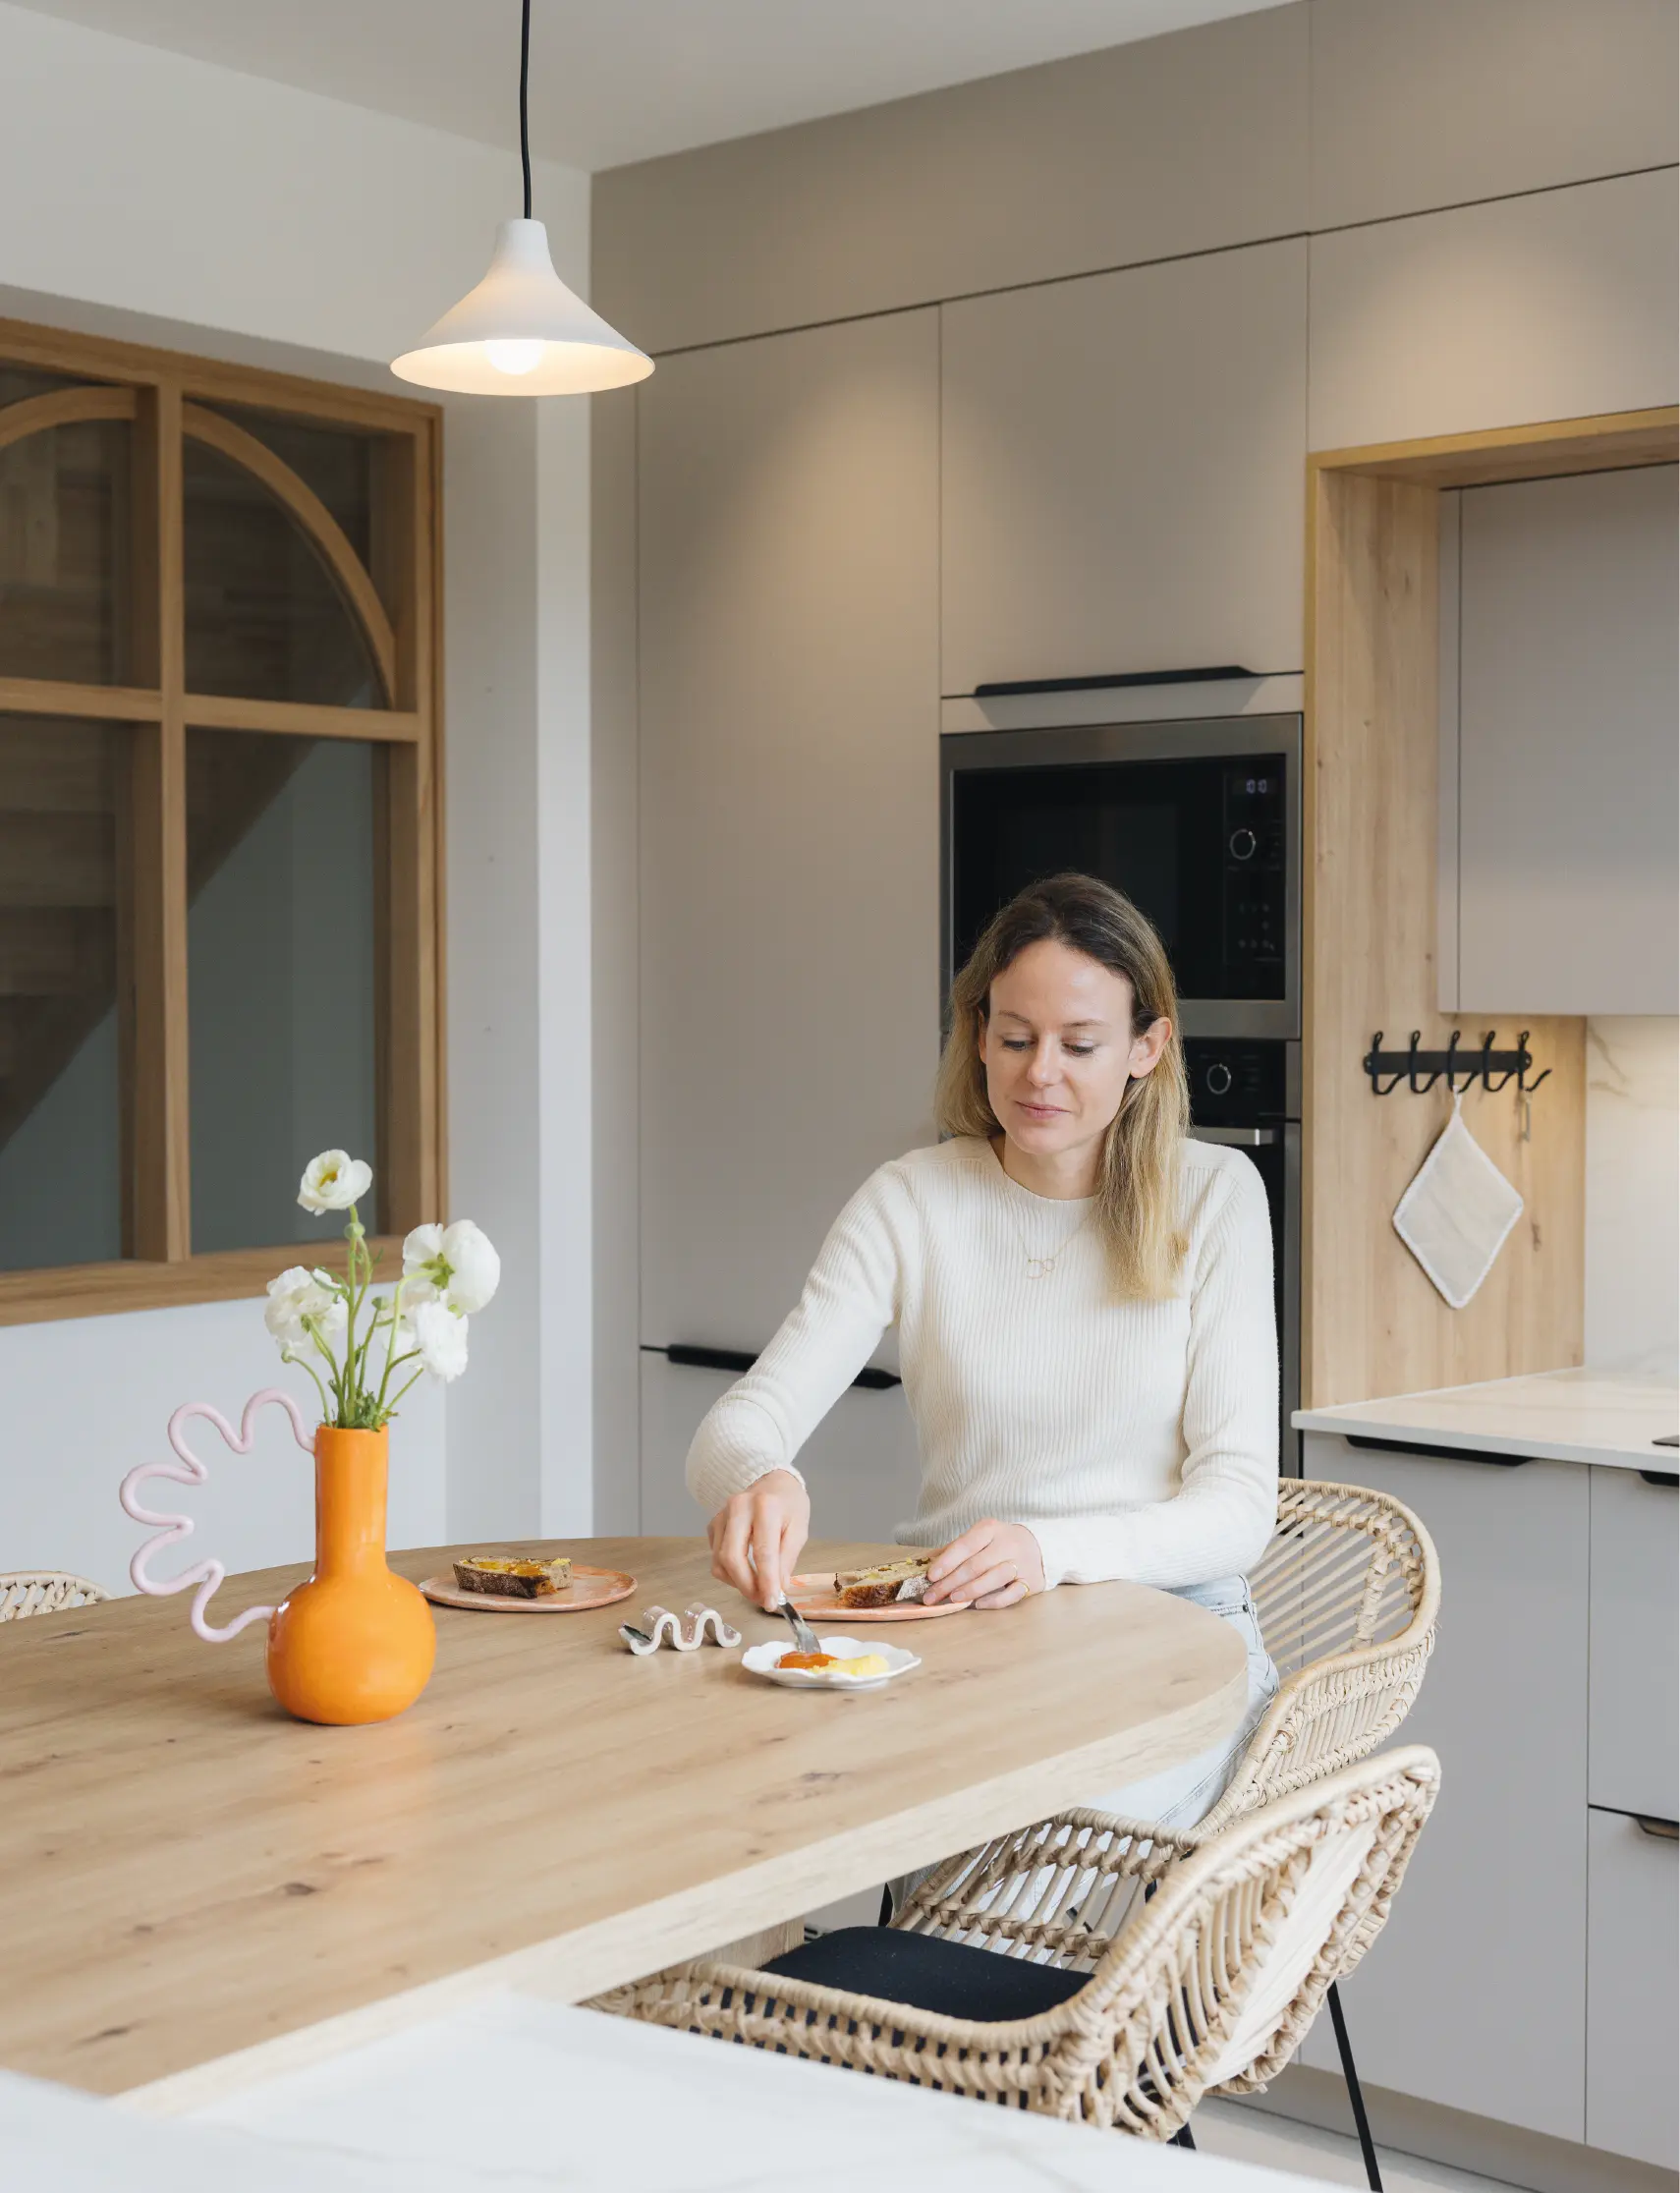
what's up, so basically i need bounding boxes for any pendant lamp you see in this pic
[392,0,652,397]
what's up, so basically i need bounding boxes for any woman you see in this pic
[689,872,1278,1829]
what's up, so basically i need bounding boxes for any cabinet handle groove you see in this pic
[1345,1434,1528,1467]
[656,1343,901,1391]
[1635,1815,1679,1841]
[972,664,1259,699]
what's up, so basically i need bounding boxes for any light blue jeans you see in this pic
[888,1576,1278,1917]
[1082,1575,1280,1832]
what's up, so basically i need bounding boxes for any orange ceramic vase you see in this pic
[265,1427,435,1725]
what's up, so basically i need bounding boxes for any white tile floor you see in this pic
[1194,2098,1513,2193]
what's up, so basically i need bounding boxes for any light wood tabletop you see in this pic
[0,1536,1246,2103]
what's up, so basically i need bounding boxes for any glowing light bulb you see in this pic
[485,338,544,376]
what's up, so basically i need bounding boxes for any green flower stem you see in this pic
[383,1363,427,1415]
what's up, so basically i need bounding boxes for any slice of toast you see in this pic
[832,1554,932,1609]
[452,1554,573,1600]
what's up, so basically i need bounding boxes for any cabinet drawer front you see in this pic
[1589,1466,1680,1820]
[1587,1806,1679,2169]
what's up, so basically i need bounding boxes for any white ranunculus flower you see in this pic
[264,1266,348,1355]
[298,1150,373,1214]
[412,1299,469,1381]
[402,1218,500,1315]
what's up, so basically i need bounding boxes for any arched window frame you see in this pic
[0,318,444,1324]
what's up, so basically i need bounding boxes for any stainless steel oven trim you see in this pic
[940,713,1303,1041]
[1190,1119,1302,1479]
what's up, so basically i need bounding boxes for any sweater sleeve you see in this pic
[1028,1157,1279,1590]
[684,1166,910,1514]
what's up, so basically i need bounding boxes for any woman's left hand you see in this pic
[924,1520,1044,1608]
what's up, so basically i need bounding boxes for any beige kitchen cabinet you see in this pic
[635,309,940,1526]
[639,1351,923,1543]
[1442,464,1679,1015]
[1309,168,1678,450]
[592,6,1308,357]
[940,238,1307,697]
[1310,0,1677,231]
[1586,1806,1679,2169]
[1298,1433,1590,2142]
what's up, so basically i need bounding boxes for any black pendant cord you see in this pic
[518,0,533,219]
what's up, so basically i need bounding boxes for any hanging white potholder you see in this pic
[1392,1093,1524,1309]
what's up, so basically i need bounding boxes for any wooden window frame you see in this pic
[0,315,446,1325]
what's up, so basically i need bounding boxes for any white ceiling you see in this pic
[12,0,1283,171]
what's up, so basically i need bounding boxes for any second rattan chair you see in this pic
[595,1747,1439,2145]
[0,1570,110,1621]
[901,1475,1440,2187]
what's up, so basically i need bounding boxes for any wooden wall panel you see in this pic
[1304,465,1585,1406]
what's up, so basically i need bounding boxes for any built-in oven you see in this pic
[1185,1039,1301,1476]
[942,715,1301,1040]
[942,714,1303,1472]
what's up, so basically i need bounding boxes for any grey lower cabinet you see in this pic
[634,308,941,1533]
[939,237,1307,696]
[1588,1465,1680,1821]
[1298,1433,1592,2143]
[639,1351,923,1543]
[1586,1806,1679,2169]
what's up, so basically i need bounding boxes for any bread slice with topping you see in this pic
[452,1554,573,1600]
[832,1554,932,1608]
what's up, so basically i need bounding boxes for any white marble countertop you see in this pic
[6,1993,1316,2191]
[1296,1366,1680,1471]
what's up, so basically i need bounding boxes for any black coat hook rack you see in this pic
[1364,1030,1551,1098]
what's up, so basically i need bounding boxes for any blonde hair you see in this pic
[935,872,1190,1299]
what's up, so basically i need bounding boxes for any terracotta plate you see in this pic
[786,1571,970,1622]
[420,1564,637,1614]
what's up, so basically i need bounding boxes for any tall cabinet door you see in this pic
[637,310,939,1538]
[940,238,1307,695]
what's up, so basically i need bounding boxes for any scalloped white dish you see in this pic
[740,1633,921,1690]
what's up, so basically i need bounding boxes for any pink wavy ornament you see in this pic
[119,1389,315,1642]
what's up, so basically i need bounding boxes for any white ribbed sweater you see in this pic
[685,1136,1278,1590]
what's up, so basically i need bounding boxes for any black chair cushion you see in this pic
[761,1926,1089,2024]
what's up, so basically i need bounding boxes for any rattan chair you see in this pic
[902,1475,1440,2186]
[0,1570,111,1620]
[595,1748,1439,2143]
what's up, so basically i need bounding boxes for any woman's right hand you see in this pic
[707,1468,812,1610]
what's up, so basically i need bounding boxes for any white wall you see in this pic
[0,1,592,1584]
[1585,1018,1679,1374]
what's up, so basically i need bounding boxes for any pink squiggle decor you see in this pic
[119,1389,315,1642]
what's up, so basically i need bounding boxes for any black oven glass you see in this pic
[950,754,1288,1000]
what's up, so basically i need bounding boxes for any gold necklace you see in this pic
[1004,1197,1094,1278]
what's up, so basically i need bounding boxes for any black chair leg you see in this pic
[877,1884,894,1926]
[1170,2123,1196,2148]
[1328,1980,1382,2193]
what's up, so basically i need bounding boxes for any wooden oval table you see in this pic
[0,1537,1246,2108]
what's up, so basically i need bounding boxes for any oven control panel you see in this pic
[1184,1039,1297,1126]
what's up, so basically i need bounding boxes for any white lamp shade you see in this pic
[392,219,652,396]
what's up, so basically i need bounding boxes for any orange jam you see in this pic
[777,1651,840,1670]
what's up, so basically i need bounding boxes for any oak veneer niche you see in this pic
[1302,406,1677,1408]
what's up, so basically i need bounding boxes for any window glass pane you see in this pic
[0,715,129,1270]
[0,370,132,684]
[188,729,381,1251]
[184,439,381,707]
[206,404,379,572]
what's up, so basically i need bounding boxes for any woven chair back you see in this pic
[0,1571,111,1621]
[1195,1478,1439,1833]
